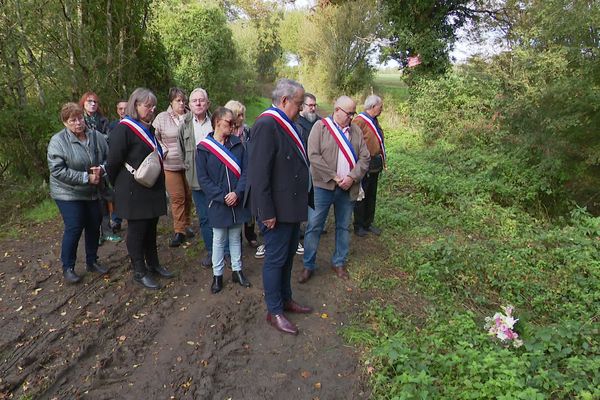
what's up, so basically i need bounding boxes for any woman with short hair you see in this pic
[224,99,258,249]
[106,88,173,289]
[196,107,251,293]
[79,91,109,138]
[47,102,109,283]
[153,87,195,247]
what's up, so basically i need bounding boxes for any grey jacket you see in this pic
[47,128,109,201]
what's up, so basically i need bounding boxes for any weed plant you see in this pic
[344,74,599,399]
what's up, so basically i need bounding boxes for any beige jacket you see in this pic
[307,119,370,201]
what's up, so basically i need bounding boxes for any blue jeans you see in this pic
[303,186,354,270]
[262,222,300,314]
[55,199,102,270]
[191,189,213,252]
[212,225,242,276]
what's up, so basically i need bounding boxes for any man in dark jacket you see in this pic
[296,93,320,148]
[246,78,313,335]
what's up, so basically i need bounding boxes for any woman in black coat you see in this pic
[105,87,174,289]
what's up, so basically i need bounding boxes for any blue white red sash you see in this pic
[199,135,242,179]
[355,112,386,164]
[322,117,358,169]
[120,116,164,159]
[257,107,308,166]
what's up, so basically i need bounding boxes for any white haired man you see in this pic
[353,94,386,237]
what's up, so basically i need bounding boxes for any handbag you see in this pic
[125,149,162,188]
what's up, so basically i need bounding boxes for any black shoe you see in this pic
[185,227,195,239]
[63,268,81,283]
[86,261,108,274]
[211,275,223,293]
[367,225,382,236]
[169,232,185,247]
[201,253,212,268]
[133,273,160,289]
[148,265,175,278]
[232,270,251,287]
[354,227,368,237]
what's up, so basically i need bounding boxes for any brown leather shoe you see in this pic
[298,268,313,283]
[332,265,349,279]
[266,313,298,335]
[284,300,313,313]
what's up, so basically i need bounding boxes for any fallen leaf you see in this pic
[15,306,23,312]
[366,366,375,375]
[186,341,195,346]
[60,311,66,316]
[118,336,127,342]
[314,382,322,390]
[320,313,328,319]
[301,371,311,379]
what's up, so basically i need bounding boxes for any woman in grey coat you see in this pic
[47,102,109,283]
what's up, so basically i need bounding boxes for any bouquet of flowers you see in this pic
[484,305,523,348]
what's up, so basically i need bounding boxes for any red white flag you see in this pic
[407,55,422,68]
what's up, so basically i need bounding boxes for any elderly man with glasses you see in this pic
[298,96,370,283]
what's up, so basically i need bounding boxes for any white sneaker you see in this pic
[296,242,304,255]
[254,244,266,259]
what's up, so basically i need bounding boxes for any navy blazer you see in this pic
[196,134,250,228]
[245,111,312,223]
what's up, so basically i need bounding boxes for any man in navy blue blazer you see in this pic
[246,78,313,335]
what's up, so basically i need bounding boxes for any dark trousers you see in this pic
[126,217,160,273]
[244,220,257,242]
[261,222,300,314]
[55,199,101,270]
[354,171,380,230]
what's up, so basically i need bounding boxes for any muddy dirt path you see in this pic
[0,216,370,399]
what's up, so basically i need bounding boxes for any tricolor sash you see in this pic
[322,117,358,169]
[257,107,308,166]
[199,135,242,179]
[355,112,386,164]
[120,116,164,159]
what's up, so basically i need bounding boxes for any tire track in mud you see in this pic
[1,218,367,399]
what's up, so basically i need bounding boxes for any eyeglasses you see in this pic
[338,108,356,118]
[304,103,317,108]
[86,99,98,104]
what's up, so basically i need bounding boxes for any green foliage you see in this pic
[153,1,242,106]
[244,97,272,125]
[345,63,599,398]
[23,198,58,223]
[297,1,378,100]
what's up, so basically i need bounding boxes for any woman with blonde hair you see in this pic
[224,100,258,248]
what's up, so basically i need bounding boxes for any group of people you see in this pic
[47,78,386,335]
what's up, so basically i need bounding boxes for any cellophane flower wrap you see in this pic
[484,305,523,348]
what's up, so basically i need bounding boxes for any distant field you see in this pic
[374,72,409,103]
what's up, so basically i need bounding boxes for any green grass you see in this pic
[343,91,600,398]
[245,96,272,126]
[23,198,58,223]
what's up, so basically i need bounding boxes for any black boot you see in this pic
[86,261,108,274]
[232,270,251,287]
[169,232,185,247]
[63,268,81,284]
[148,265,175,278]
[133,272,160,290]
[211,275,223,294]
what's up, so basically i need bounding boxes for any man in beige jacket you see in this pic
[299,96,370,283]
